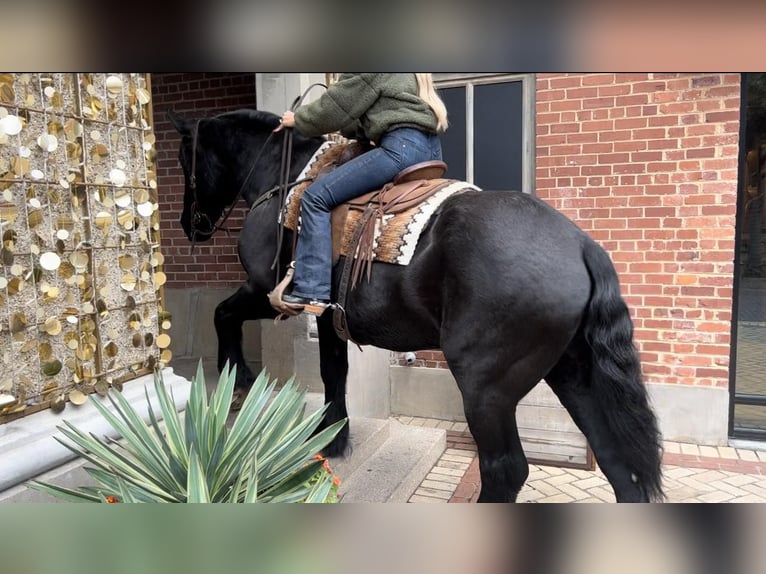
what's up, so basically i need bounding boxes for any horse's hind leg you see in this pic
[214,283,275,390]
[545,336,659,502]
[444,348,549,502]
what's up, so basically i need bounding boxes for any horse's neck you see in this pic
[241,136,325,208]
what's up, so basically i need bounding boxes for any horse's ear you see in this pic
[167,110,192,135]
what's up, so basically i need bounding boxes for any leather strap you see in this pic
[333,203,377,343]
[332,180,448,341]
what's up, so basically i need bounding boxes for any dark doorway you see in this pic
[731,73,766,438]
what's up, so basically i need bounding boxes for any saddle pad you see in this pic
[280,141,481,266]
[281,140,343,231]
[340,180,480,266]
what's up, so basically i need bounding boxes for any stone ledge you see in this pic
[0,367,192,496]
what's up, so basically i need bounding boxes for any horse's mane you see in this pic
[216,109,280,128]
[214,109,324,145]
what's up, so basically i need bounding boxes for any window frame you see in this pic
[433,73,536,195]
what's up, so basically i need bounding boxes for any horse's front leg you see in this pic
[316,314,350,457]
[214,282,276,392]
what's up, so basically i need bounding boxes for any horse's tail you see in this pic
[581,238,664,501]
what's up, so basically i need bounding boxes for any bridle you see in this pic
[186,83,327,256]
[187,120,271,248]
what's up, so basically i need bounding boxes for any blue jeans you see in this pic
[291,127,443,300]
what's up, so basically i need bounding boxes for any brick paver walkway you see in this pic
[395,417,766,503]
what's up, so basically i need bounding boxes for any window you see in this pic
[434,74,535,194]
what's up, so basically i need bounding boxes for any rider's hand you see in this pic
[273,111,296,132]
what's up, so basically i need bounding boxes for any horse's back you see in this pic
[414,189,592,301]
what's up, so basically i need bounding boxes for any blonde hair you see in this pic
[416,73,449,132]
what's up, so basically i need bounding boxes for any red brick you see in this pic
[705,111,739,123]
[583,97,616,109]
[582,74,615,86]
[582,120,614,132]
[599,84,632,96]
[537,73,738,388]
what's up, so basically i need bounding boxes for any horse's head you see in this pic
[168,110,233,242]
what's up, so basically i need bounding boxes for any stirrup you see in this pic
[268,264,304,317]
[302,300,333,316]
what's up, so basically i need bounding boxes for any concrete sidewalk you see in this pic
[396,416,766,503]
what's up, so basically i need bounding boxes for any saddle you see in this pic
[279,140,450,271]
[330,160,449,267]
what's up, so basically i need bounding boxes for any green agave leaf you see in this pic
[264,487,316,504]
[85,467,173,503]
[55,423,156,482]
[226,369,272,436]
[144,387,188,488]
[187,448,211,503]
[186,361,209,455]
[252,393,336,476]
[209,362,237,435]
[257,420,346,493]
[53,427,176,500]
[151,371,188,467]
[26,481,102,503]
[260,459,324,499]
[228,459,249,503]
[253,381,307,455]
[29,362,343,504]
[213,374,341,500]
[115,475,141,503]
[204,432,227,495]
[82,393,180,498]
[215,398,297,492]
[213,375,276,492]
[303,472,335,504]
[92,390,181,494]
[184,405,200,469]
[218,374,275,470]
[242,455,259,503]
[203,363,234,450]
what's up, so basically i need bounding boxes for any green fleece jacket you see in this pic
[294,74,438,144]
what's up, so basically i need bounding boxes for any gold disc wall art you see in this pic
[0,73,169,422]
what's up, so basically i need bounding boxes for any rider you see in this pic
[274,73,449,315]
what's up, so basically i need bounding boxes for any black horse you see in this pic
[168,108,664,502]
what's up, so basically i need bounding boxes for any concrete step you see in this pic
[338,419,446,503]
[304,392,392,481]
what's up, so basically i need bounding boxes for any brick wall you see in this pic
[396,73,740,389]
[536,73,740,388]
[151,73,257,288]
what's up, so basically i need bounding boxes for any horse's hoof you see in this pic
[230,388,248,411]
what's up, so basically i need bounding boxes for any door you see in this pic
[731,73,766,438]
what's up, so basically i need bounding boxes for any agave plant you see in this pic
[28,362,346,503]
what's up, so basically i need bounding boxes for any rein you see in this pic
[269,83,327,281]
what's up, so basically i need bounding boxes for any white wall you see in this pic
[255,73,327,114]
